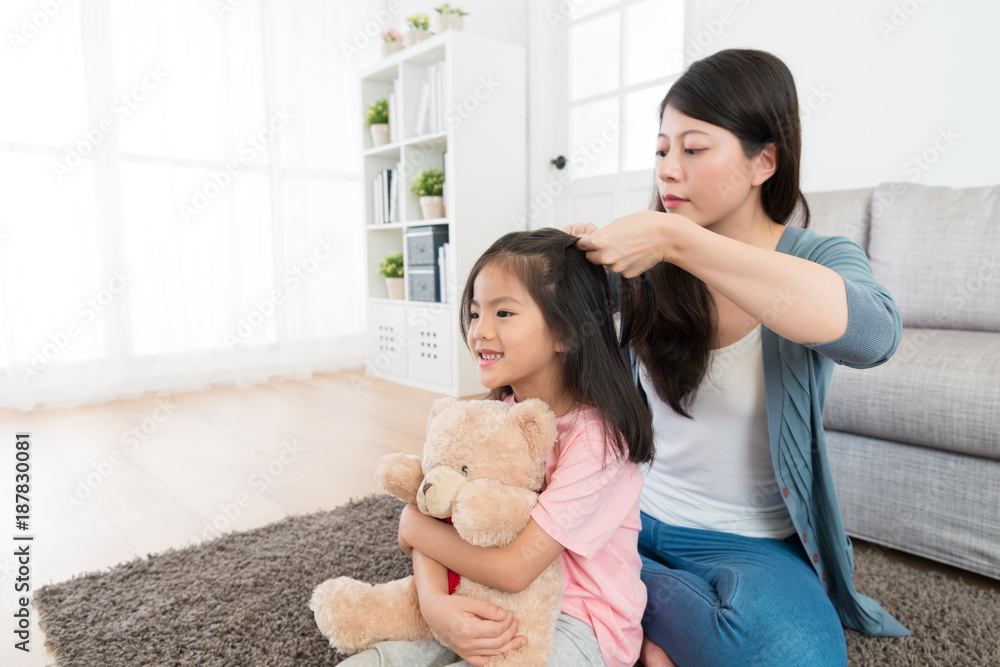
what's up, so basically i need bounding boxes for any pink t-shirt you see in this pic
[504,395,646,667]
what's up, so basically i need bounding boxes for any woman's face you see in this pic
[654,105,772,232]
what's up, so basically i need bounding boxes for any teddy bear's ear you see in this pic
[427,396,458,434]
[509,398,558,461]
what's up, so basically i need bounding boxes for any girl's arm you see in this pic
[571,212,850,346]
[411,549,525,665]
[399,503,564,594]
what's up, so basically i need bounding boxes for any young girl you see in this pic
[341,228,654,666]
[566,49,909,666]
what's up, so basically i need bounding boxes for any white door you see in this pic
[525,0,687,231]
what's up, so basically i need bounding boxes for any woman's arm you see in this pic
[400,504,564,594]
[572,212,849,346]
[411,550,525,665]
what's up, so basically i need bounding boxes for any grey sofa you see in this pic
[794,182,1000,580]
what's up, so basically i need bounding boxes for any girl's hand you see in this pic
[421,589,526,665]
[573,211,678,278]
[397,502,424,555]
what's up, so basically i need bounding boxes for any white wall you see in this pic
[685,0,1000,192]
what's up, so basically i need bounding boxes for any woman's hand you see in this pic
[566,211,678,278]
[422,589,526,665]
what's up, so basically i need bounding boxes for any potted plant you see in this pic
[380,28,403,57]
[434,3,468,32]
[366,97,389,147]
[403,12,430,46]
[379,251,404,300]
[411,167,445,219]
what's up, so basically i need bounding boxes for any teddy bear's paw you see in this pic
[309,577,378,653]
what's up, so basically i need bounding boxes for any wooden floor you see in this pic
[0,369,467,667]
[0,369,996,666]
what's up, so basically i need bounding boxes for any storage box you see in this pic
[405,225,449,266]
[408,265,441,302]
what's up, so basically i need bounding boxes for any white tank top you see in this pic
[638,324,796,539]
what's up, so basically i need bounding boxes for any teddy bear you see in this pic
[310,396,563,665]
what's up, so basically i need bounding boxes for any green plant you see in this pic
[435,3,468,16]
[405,12,430,30]
[410,168,444,197]
[366,97,389,126]
[379,252,404,278]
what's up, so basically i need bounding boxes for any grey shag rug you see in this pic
[35,495,1000,666]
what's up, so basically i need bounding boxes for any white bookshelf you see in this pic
[360,31,526,397]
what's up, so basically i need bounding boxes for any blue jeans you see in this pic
[639,512,847,667]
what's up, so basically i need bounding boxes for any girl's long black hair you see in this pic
[460,228,654,465]
[629,48,811,417]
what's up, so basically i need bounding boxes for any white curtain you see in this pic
[0,0,384,410]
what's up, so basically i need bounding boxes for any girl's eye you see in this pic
[461,465,469,475]
[685,148,705,155]
[497,310,513,318]
[469,312,479,320]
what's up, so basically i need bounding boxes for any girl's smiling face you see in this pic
[466,263,565,406]
[655,104,775,234]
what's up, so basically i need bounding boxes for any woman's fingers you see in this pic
[562,222,598,237]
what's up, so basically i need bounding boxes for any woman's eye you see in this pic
[461,465,469,475]
[497,310,513,318]
[655,149,667,158]
[469,312,479,320]
[685,148,705,155]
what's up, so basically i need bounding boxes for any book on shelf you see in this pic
[389,78,402,143]
[372,164,401,225]
[414,82,431,136]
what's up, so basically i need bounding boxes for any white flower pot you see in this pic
[385,277,404,300]
[369,123,389,147]
[381,41,402,58]
[419,196,444,220]
[404,29,429,47]
[435,14,464,32]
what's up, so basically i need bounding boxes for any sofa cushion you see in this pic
[799,187,874,249]
[867,183,1000,331]
[823,328,1000,461]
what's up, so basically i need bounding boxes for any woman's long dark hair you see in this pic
[629,49,810,417]
[460,228,654,465]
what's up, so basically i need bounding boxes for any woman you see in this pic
[566,49,908,666]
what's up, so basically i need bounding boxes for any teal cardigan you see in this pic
[764,226,908,636]
[623,225,909,637]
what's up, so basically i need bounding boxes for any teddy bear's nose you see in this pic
[422,481,433,495]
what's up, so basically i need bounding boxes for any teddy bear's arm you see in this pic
[451,479,539,548]
[376,453,424,504]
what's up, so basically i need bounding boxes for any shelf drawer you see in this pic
[405,225,448,266]
[367,301,407,378]
[408,266,441,302]
[407,303,453,387]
